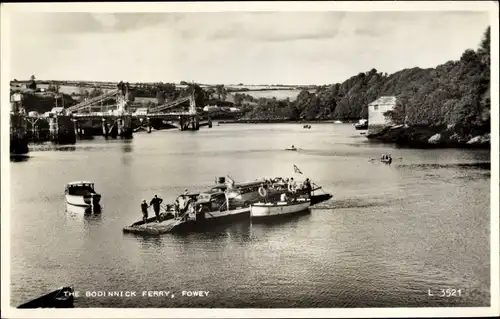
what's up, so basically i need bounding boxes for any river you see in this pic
[9,123,491,308]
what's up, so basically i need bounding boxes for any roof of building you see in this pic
[51,107,65,113]
[67,181,94,186]
[368,96,397,106]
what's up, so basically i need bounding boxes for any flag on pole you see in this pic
[293,165,303,175]
[226,175,236,189]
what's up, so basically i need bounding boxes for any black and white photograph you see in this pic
[1,1,499,318]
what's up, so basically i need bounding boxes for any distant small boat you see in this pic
[334,120,343,124]
[354,119,368,130]
[303,124,311,129]
[251,198,311,219]
[18,286,74,308]
[65,181,101,207]
[380,154,393,164]
[285,148,297,151]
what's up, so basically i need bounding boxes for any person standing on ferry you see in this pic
[141,200,149,223]
[149,195,163,223]
[303,178,312,198]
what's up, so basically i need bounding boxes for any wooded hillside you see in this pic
[243,26,491,133]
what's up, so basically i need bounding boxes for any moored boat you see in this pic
[17,286,74,308]
[354,119,368,130]
[65,181,101,207]
[251,198,311,219]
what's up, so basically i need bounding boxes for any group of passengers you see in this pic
[141,190,201,224]
[258,177,313,203]
[140,178,314,222]
[261,177,312,195]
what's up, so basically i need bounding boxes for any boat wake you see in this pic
[397,162,490,170]
[312,198,392,210]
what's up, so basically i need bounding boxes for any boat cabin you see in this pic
[213,180,265,194]
[196,191,228,212]
[65,181,97,196]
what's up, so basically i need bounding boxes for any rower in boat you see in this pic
[381,153,393,164]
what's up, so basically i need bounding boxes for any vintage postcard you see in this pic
[1,1,498,318]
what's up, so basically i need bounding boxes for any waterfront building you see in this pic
[367,96,397,126]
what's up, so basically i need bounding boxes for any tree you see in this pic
[206,87,216,100]
[156,90,165,105]
[47,83,60,93]
[215,84,227,101]
[88,87,104,98]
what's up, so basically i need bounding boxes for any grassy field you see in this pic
[231,89,302,101]
[12,82,305,102]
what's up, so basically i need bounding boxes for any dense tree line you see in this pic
[243,26,491,133]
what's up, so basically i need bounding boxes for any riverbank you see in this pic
[217,119,353,124]
[366,124,490,149]
[217,120,491,149]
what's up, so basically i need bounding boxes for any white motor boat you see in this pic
[65,181,101,207]
[250,198,311,219]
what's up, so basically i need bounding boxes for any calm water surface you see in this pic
[10,124,490,307]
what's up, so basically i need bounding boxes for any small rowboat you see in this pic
[18,286,74,308]
[285,148,297,151]
[65,181,101,207]
[251,198,311,219]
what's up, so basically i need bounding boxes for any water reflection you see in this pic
[121,141,133,153]
[10,154,30,162]
[56,146,77,152]
[251,209,311,228]
[65,203,102,221]
[133,234,164,249]
[27,143,77,152]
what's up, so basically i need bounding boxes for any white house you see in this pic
[368,96,397,126]
[50,107,65,115]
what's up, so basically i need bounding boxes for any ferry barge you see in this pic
[123,176,332,235]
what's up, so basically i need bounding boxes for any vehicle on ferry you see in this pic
[209,177,283,206]
[64,181,101,207]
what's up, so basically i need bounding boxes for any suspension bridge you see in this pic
[12,86,213,148]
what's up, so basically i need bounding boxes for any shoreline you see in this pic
[217,119,355,124]
[216,120,491,150]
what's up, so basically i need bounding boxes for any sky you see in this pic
[7,10,491,85]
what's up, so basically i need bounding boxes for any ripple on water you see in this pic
[10,124,490,308]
